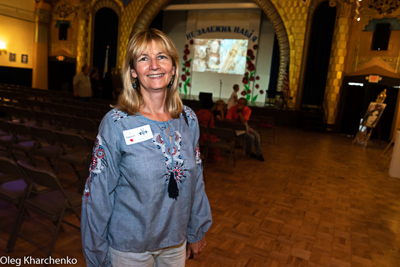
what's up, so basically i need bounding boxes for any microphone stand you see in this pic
[219,80,222,99]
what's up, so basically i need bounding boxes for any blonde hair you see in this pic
[210,99,226,113]
[117,28,182,118]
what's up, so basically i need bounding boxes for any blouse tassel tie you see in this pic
[162,121,179,200]
[168,171,179,200]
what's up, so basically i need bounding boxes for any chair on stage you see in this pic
[7,160,81,258]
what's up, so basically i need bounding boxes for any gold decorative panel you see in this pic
[323,2,352,125]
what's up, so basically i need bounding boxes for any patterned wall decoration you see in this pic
[323,1,352,125]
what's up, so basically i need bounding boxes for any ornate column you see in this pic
[32,2,51,90]
[76,2,91,72]
[323,0,353,126]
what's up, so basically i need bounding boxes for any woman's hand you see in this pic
[186,237,207,259]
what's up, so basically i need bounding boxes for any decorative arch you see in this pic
[130,0,290,94]
[93,0,123,17]
[296,0,340,110]
[91,0,123,66]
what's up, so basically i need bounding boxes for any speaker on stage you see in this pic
[199,92,213,102]
[371,23,391,51]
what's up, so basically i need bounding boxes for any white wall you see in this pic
[0,0,35,68]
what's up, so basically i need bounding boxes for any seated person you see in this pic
[196,97,215,133]
[195,97,221,161]
[226,98,264,162]
[211,99,227,121]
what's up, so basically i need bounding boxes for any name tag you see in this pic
[123,125,153,145]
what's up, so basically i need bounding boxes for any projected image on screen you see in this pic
[192,39,248,75]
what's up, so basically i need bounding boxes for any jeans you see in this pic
[107,240,186,267]
[241,128,262,156]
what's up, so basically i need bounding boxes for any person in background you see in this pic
[196,96,221,161]
[73,64,92,102]
[90,67,101,99]
[81,28,212,267]
[227,84,239,110]
[101,71,114,100]
[211,99,226,121]
[226,97,264,162]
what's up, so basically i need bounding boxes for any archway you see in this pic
[92,8,119,81]
[301,1,336,109]
[297,0,338,110]
[130,0,290,94]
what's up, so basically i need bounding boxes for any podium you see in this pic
[389,130,400,178]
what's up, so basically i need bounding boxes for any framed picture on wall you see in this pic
[362,102,386,128]
[21,54,28,64]
[9,53,16,62]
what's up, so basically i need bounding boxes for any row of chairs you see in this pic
[0,120,93,192]
[1,100,107,121]
[0,86,71,103]
[0,157,81,260]
[0,105,100,137]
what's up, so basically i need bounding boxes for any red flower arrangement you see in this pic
[180,40,193,94]
[241,45,262,102]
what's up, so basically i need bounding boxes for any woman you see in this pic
[211,99,226,121]
[81,29,212,267]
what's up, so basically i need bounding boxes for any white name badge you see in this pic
[123,125,153,145]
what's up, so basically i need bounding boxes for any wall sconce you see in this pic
[0,41,7,55]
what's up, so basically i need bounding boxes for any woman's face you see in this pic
[367,110,380,126]
[131,40,175,92]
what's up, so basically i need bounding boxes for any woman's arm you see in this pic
[81,114,122,267]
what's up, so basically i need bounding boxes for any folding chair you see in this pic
[73,116,98,139]
[207,127,236,169]
[85,107,105,120]
[14,107,36,126]
[33,110,57,129]
[55,131,91,190]
[7,121,36,161]
[8,160,81,257]
[215,120,248,154]
[0,158,28,246]
[0,120,14,156]
[30,126,62,172]
[199,124,210,167]
[53,113,75,133]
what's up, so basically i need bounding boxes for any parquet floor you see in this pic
[1,126,400,266]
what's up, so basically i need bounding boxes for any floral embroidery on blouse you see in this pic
[184,106,196,123]
[111,109,129,122]
[85,136,108,203]
[153,131,188,184]
[195,142,201,165]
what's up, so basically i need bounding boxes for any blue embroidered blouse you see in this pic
[81,106,212,267]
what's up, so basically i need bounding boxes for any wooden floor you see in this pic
[1,126,400,266]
